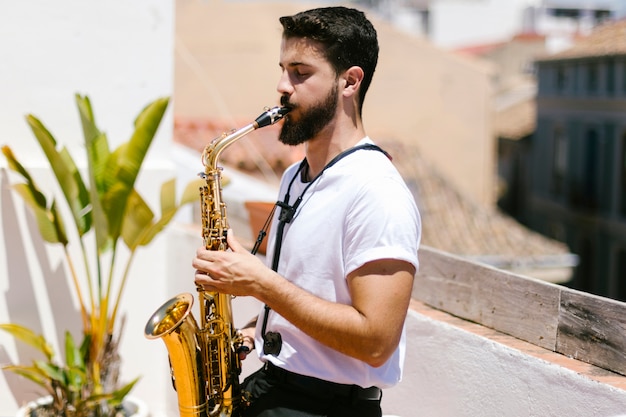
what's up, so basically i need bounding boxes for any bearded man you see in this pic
[194,6,421,417]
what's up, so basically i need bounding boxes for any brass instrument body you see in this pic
[145,107,289,417]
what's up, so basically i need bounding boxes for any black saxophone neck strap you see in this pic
[271,143,389,268]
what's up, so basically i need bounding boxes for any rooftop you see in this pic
[538,18,626,61]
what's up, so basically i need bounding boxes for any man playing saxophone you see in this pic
[193,6,421,417]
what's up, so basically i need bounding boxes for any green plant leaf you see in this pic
[66,365,87,394]
[1,146,47,208]
[2,147,69,245]
[102,97,169,242]
[25,115,92,237]
[1,365,51,389]
[121,177,204,249]
[64,331,85,369]
[79,332,92,364]
[141,179,179,245]
[11,184,68,245]
[108,377,140,406]
[34,360,66,384]
[120,189,155,250]
[0,324,55,360]
[181,177,205,206]
[76,94,111,252]
[81,378,139,408]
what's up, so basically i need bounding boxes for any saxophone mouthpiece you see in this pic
[254,106,291,129]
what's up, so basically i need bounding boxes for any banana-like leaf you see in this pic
[84,377,139,407]
[11,184,68,245]
[1,365,51,389]
[101,97,169,242]
[66,365,87,393]
[64,331,84,369]
[0,324,55,360]
[1,146,47,208]
[121,177,204,249]
[120,190,155,250]
[106,377,139,407]
[25,115,92,236]
[79,333,92,365]
[2,147,68,245]
[76,94,111,252]
[182,177,205,207]
[63,331,88,391]
[34,361,66,384]
[75,94,102,160]
[139,177,203,245]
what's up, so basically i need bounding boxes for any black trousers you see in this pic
[241,363,383,417]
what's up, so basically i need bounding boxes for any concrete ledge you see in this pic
[409,300,626,392]
[382,299,626,417]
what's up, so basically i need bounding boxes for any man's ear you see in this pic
[341,66,364,97]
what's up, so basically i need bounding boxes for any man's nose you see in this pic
[276,71,294,96]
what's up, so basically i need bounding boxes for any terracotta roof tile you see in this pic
[381,140,570,261]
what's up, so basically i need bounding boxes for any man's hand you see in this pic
[193,229,271,297]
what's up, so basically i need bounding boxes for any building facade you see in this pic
[528,19,626,301]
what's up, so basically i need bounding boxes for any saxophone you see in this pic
[144,106,289,417]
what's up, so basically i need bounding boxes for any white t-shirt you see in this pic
[255,138,421,389]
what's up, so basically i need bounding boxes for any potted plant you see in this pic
[0,94,201,416]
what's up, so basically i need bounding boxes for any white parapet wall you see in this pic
[382,302,626,416]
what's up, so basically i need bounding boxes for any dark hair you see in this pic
[279,6,379,112]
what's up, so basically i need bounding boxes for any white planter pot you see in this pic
[16,396,148,417]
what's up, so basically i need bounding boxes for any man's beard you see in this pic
[279,83,338,146]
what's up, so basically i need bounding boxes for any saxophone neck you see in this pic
[202,124,255,172]
[201,106,290,172]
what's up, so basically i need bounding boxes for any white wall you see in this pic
[382,310,626,417]
[0,0,176,414]
[429,0,540,49]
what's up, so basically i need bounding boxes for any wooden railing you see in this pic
[413,246,626,377]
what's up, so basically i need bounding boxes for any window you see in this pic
[550,8,580,18]
[607,58,616,96]
[556,65,567,93]
[583,129,599,209]
[552,127,567,195]
[622,61,626,94]
[594,9,612,25]
[620,132,626,217]
[587,62,599,94]
[570,128,599,210]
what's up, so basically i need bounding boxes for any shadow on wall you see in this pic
[0,169,82,405]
